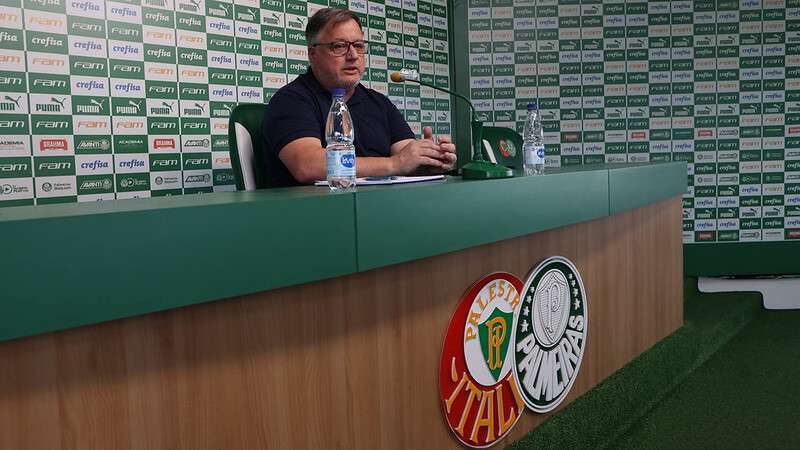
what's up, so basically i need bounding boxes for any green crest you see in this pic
[478,308,513,382]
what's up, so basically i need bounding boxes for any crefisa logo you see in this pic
[440,257,588,447]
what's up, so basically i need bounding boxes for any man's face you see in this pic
[308,19,366,91]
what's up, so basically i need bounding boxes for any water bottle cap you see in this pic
[332,88,346,98]
[527,103,538,111]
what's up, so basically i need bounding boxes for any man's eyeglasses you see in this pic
[311,40,369,56]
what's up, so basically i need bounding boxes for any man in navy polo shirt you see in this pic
[261,8,457,187]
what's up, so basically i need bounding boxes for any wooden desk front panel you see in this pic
[0,197,682,450]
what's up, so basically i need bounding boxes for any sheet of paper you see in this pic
[314,175,445,186]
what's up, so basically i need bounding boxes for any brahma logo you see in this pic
[440,272,525,448]
[153,138,176,150]
[39,139,68,152]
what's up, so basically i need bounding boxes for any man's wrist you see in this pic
[387,154,400,175]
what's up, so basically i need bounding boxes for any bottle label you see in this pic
[535,145,545,163]
[326,147,356,177]
[523,143,545,165]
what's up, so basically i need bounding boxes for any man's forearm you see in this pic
[294,155,397,183]
[355,156,396,177]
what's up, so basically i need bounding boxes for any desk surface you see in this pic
[0,162,685,341]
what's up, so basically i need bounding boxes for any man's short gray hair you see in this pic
[305,7,363,43]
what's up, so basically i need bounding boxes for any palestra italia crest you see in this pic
[440,272,526,448]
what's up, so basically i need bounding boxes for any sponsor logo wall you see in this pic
[467,0,800,244]
[0,0,450,206]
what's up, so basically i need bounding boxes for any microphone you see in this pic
[391,69,477,122]
[390,69,513,179]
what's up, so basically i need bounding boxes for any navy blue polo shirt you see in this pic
[260,69,415,187]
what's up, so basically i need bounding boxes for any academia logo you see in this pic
[0,138,29,155]
[440,272,525,448]
[113,136,146,153]
[513,257,587,413]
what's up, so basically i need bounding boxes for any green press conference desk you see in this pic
[0,162,686,449]
[0,162,685,342]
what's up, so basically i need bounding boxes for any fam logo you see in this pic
[440,258,588,447]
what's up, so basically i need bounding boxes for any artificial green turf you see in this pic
[611,308,800,449]
[507,279,763,450]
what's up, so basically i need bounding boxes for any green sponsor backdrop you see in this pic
[0,0,451,205]
[463,0,800,245]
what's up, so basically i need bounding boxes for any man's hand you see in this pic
[426,127,457,172]
[390,127,457,175]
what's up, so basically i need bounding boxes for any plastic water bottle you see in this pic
[523,103,545,175]
[325,88,356,190]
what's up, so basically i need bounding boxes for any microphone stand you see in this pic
[398,77,514,179]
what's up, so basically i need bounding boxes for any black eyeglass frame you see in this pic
[310,40,370,56]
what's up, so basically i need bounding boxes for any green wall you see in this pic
[451,0,800,275]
